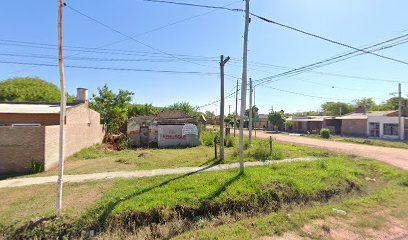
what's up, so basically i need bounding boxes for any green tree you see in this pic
[224,114,235,127]
[354,97,376,110]
[380,97,408,111]
[292,110,321,117]
[0,77,61,102]
[321,102,353,116]
[245,105,259,117]
[268,111,286,131]
[163,102,197,117]
[128,103,160,117]
[90,84,134,135]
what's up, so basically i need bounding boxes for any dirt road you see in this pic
[253,131,408,170]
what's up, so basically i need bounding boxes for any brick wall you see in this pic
[0,103,105,174]
[0,127,45,174]
[0,113,59,126]
[44,104,105,170]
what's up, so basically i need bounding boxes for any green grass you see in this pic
[2,156,369,239]
[2,139,407,239]
[304,134,408,149]
[21,137,334,177]
[2,156,408,239]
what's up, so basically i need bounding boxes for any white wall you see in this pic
[367,116,405,140]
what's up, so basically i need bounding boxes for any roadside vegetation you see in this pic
[303,133,408,150]
[1,156,407,239]
[22,132,333,177]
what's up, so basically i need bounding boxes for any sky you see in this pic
[1,0,408,114]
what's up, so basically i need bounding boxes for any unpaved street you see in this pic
[253,131,408,170]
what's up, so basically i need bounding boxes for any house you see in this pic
[127,111,200,148]
[253,114,270,129]
[289,116,328,133]
[0,88,105,175]
[338,110,408,140]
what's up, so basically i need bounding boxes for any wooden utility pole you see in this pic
[234,79,238,137]
[239,0,250,173]
[220,55,230,161]
[398,83,403,140]
[249,78,253,146]
[56,0,66,217]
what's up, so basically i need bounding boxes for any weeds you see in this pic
[30,160,44,174]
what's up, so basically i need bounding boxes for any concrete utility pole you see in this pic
[239,0,250,173]
[234,79,238,137]
[220,55,230,161]
[398,83,403,140]
[249,78,253,146]
[56,0,67,217]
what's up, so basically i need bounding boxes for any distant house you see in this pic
[289,116,329,133]
[0,88,105,175]
[288,108,408,140]
[338,110,407,140]
[253,114,270,130]
[127,111,200,148]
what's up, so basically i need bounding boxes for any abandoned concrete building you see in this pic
[127,111,200,148]
[0,88,105,175]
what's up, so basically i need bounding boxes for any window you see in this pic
[383,124,398,136]
[369,122,380,137]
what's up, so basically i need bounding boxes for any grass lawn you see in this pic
[303,133,408,149]
[21,138,333,177]
[1,153,407,239]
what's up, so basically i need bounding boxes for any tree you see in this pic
[0,77,61,102]
[381,97,408,111]
[354,97,376,110]
[224,114,235,127]
[245,105,259,117]
[321,102,353,116]
[128,103,160,117]
[268,111,286,131]
[90,84,134,135]
[163,102,197,117]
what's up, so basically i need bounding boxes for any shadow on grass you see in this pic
[94,159,230,225]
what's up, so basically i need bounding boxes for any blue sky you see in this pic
[1,0,408,114]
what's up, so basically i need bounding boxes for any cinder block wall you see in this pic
[0,127,45,174]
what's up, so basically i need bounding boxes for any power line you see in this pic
[64,3,217,69]
[262,85,351,101]
[0,52,219,63]
[229,60,406,83]
[144,0,408,66]
[253,33,408,87]
[250,13,408,66]
[0,41,217,59]
[0,60,219,75]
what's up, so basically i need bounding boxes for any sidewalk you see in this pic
[0,157,315,188]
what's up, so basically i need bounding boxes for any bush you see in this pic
[200,130,218,147]
[250,141,271,161]
[224,135,235,148]
[30,160,44,173]
[115,135,129,151]
[320,128,330,139]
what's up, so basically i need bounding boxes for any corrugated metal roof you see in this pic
[0,103,73,114]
